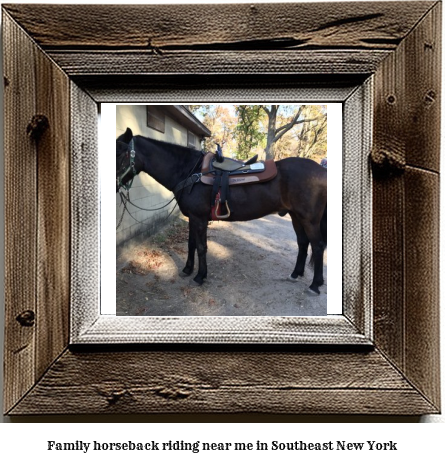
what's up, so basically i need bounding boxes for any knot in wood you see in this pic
[105,390,128,405]
[96,386,129,405]
[154,386,191,400]
[370,148,405,177]
[424,90,436,106]
[386,94,396,105]
[27,114,49,141]
[16,310,35,327]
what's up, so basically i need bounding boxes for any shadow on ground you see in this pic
[116,215,327,317]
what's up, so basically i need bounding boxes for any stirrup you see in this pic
[215,199,231,219]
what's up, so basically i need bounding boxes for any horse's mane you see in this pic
[137,135,204,161]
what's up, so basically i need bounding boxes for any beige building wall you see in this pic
[116,105,201,147]
[116,105,201,246]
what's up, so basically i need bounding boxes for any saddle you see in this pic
[200,148,277,220]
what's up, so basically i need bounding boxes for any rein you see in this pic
[116,190,178,230]
[116,141,206,230]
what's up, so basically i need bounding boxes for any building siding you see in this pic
[116,105,202,246]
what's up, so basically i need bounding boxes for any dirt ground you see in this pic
[116,214,327,317]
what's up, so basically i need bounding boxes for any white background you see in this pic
[0,0,444,462]
[104,103,342,314]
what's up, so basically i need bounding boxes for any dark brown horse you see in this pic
[116,128,327,294]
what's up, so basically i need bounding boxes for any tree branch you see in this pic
[274,105,305,141]
[261,105,271,116]
[274,117,320,143]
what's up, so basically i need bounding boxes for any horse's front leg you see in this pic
[181,221,196,277]
[190,215,208,286]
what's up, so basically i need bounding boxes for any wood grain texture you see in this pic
[404,168,440,408]
[35,40,71,381]
[342,81,373,336]
[8,349,437,415]
[3,1,433,78]
[372,176,405,367]
[69,83,99,339]
[372,40,406,368]
[404,2,441,172]
[3,13,38,414]
[47,50,390,76]
[3,11,71,412]
[79,75,364,103]
[2,2,435,50]
[2,2,441,416]
[371,3,441,411]
[371,1,441,173]
[74,315,370,346]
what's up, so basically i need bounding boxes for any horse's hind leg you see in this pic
[305,222,325,295]
[181,221,196,277]
[289,213,310,281]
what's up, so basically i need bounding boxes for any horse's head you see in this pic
[116,127,137,192]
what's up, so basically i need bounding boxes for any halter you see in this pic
[116,138,137,191]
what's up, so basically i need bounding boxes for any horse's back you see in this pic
[276,157,326,190]
[276,156,326,178]
[275,157,327,217]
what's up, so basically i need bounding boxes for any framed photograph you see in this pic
[3,2,440,415]
[107,101,347,333]
[113,103,334,320]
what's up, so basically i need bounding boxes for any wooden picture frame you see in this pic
[2,2,440,415]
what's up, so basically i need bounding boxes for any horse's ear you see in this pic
[117,127,133,144]
[124,127,133,142]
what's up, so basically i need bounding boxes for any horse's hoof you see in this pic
[307,286,320,296]
[180,267,193,277]
[287,275,298,283]
[191,277,204,287]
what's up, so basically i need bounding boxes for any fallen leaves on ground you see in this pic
[164,221,189,245]
[121,250,163,275]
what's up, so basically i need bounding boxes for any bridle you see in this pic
[116,138,137,191]
[117,137,206,195]
[115,138,206,230]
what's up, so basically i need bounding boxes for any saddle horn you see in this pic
[215,143,224,163]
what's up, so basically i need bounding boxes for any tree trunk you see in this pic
[265,106,278,160]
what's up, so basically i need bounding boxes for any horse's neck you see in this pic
[136,137,195,191]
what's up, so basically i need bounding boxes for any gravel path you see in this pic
[116,215,327,317]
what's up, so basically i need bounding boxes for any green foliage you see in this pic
[234,105,266,159]
[190,105,237,154]
[190,104,327,162]
[274,105,327,161]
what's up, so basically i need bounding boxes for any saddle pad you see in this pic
[212,159,265,173]
[201,159,277,186]
[211,158,264,173]
[202,152,216,172]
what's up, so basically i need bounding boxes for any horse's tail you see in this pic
[309,204,327,268]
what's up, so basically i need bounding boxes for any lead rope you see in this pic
[116,193,127,230]
[116,191,178,230]
[122,191,177,212]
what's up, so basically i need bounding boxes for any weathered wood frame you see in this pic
[72,84,372,346]
[3,2,441,415]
